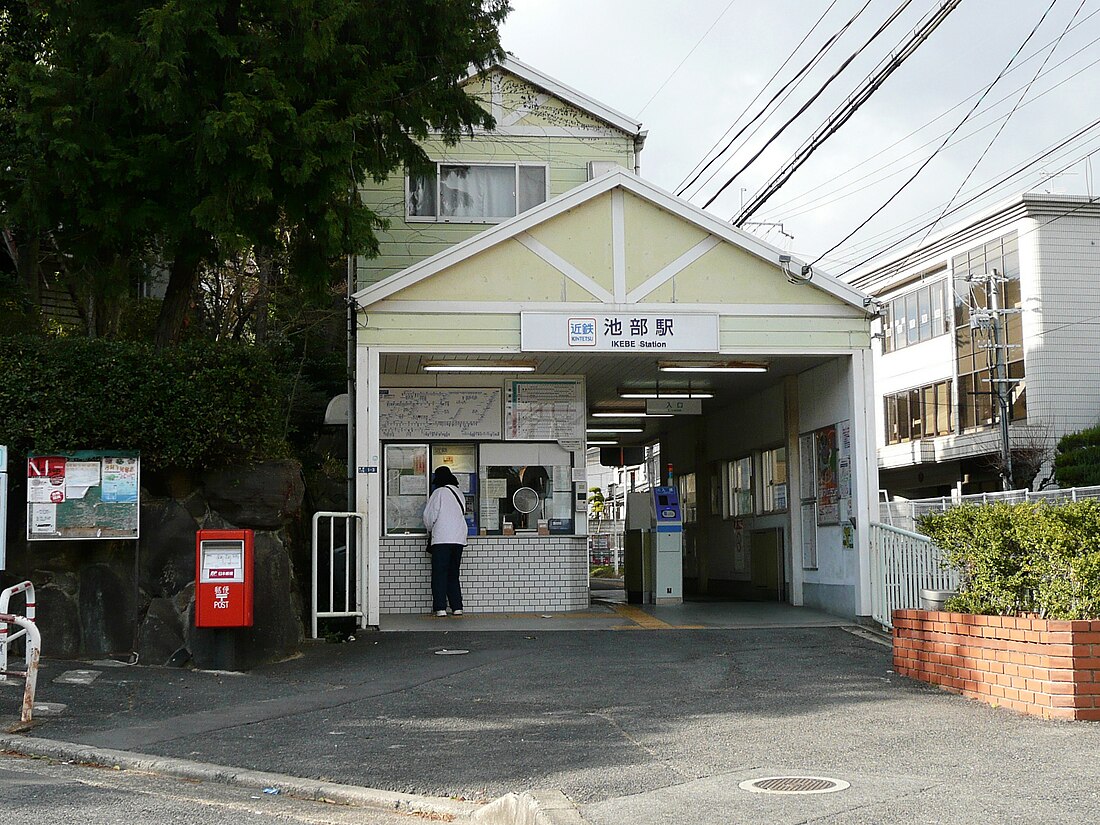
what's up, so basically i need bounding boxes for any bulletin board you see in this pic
[379,388,502,440]
[26,451,140,541]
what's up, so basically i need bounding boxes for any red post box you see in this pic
[195,529,254,627]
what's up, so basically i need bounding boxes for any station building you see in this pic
[351,59,878,624]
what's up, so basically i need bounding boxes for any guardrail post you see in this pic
[0,612,40,723]
[0,581,35,683]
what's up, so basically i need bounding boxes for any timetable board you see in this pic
[379,388,502,440]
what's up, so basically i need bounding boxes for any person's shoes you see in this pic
[453,609,463,616]
[434,610,447,617]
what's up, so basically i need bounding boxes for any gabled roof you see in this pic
[465,56,645,138]
[354,169,872,313]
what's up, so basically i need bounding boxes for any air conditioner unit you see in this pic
[587,161,626,180]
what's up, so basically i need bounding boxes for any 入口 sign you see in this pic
[522,312,719,353]
[646,398,703,415]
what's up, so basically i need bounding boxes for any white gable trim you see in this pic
[612,189,627,302]
[515,233,615,303]
[467,57,643,137]
[365,299,868,317]
[626,236,721,304]
[354,170,872,313]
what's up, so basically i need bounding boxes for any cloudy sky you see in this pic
[500,0,1100,275]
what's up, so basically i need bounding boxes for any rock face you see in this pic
[203,460,305,529]
[1,460,308,670]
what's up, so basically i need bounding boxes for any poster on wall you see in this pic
[504,379,584,441]
[798,433,816,501]
[815,425,840,525]
[838,419,852,502]
[26,451,140,540]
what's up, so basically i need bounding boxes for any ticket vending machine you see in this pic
[195,529,254,627]
[623,486,683,605]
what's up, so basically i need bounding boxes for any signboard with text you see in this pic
[26,451,140,541]
[521,312,719,352]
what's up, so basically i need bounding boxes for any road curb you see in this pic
[0,733,480,819]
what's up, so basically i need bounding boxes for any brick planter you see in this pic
[892,609,1100,721]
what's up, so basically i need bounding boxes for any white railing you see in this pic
[871,523,958,629]
[0,612,41,724]
[311,512,366,639]
[0,581,35,683]
[880,485,1100,532]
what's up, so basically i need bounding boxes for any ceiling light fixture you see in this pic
[618,391,715,399]
[423,361,536,373]
[658,361,767,373]
[590,412,673,418]
[587,440,619,446]
[586,427,644,434]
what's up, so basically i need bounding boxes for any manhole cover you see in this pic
[739,776,849,795]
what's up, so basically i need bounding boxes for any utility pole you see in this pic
[972,268,1016,491]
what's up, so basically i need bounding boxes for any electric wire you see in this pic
[674,0,842,197]
[702,0,919,210]
[636,0,742,118]
[729,0,962,222]
[826,119,1100,270]
[767,17,1100,218]
[906,0,1085,257]
[808,0,1064,270]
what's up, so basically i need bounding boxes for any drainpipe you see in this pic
[347,255,356,512]
[633,131,648,175]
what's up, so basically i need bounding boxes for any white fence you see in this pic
[311,512,366,639]
[0,581,35,683]
[880,485,1100,533]
[870,523,958,629]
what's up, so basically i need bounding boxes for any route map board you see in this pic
[26,451,140,541]
[504,379,584,441]
[379,389,502,440]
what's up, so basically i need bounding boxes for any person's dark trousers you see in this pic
[430,544,464,612]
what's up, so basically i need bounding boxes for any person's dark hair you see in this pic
[432,466,459,489]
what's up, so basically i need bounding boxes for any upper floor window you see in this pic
[952,232,1026,430]
[884,380,954,445]
[882,276,948,353]
[408,163,548,222]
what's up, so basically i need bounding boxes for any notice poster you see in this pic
[838,419,852,501]
[504,379,584,441]
[815,425,840,525]
[30,503,57,535]
[102,457,139,503]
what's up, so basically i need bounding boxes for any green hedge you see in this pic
[0,335,290,470]
[918,501,1100,620]
[1053,425,1100,488]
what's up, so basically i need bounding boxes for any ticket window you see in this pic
[479,442,575,535]
[383,443,479,536]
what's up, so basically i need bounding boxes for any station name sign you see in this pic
[520,312,719,352]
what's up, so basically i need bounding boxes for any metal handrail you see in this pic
[311,512,367,639]
[0,612,41,723]
[0,581,35,683]
[870,522,958,629]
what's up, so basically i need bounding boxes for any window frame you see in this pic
[406,161,550,224]
[727,456,754,518]
[760,446,788,514]
[881,277,949,354]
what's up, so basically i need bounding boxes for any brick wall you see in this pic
[893,609,1100,721]
[379,535,589,614]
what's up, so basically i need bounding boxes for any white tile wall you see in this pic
[378,535,589,614]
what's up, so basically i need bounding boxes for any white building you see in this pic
[848,193,1100,499]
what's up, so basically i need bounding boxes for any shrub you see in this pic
[918,500,1100,620]
[0,334,290,470]
[1053,425,1100,488]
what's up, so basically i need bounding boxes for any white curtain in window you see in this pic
[441,165,515,218]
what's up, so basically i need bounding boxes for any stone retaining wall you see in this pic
[893,609,1100,721]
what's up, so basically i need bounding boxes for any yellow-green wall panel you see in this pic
[526,196,614,292]
[622,191,710,289]
[654,244,843,306]
[359,313,521,348]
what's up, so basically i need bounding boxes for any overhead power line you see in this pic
[810,0,1065,270]
[729,0,963,224]
[700,0,917,210]
[675,0,845,198]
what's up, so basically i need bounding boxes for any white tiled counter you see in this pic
[378,535,589,614]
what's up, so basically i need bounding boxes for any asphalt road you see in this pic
[0,751,424,825]
[7,623,1100,824]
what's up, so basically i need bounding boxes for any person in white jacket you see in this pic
[423,466,468,616]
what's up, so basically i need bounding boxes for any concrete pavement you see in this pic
[3,602,1100,823]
